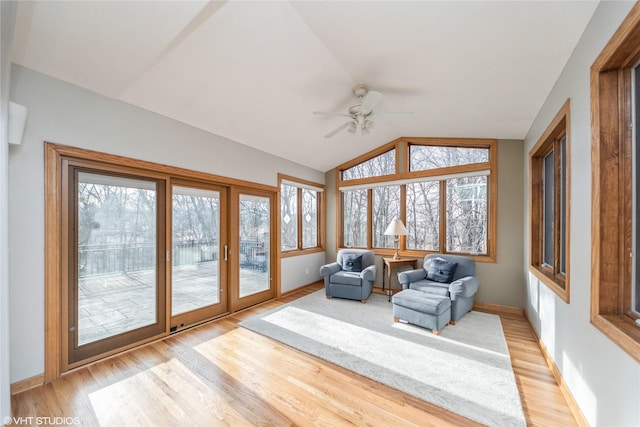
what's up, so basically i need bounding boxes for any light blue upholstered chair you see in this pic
[320,249,376,303]
[397,254,479,322]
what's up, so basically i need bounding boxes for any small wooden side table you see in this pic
[382,257,418,302]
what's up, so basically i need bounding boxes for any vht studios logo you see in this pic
[3,416,81,425]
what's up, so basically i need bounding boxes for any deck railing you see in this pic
[78,240,267,277]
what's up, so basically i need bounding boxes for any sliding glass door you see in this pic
[170,182,228,330]
[67,166,166,365]
[231,189,275,311]
[59,152,277,370]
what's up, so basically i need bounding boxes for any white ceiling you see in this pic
[12,1,599,172]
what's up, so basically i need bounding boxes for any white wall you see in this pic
[8,65,324,383]
[281,253,323,294]
[1,0,17,420]
[523,2,640,426]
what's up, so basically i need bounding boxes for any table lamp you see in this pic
[384,218,408,260]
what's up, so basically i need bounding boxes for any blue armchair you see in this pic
[320,249,376,303]
[397,254,479,322]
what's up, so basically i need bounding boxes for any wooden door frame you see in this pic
[63,162,168,369]
[169,179,229,331]
[44,142,279,382]
[229,187,277,312]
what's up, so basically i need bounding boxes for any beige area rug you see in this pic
[240,290,526,426]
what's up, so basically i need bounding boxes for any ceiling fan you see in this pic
[313,84,414,138]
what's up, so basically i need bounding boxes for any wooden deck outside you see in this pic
[78,261,268,344]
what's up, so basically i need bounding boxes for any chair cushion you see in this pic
[342,253,363,272]
[426,258,458,283]
[392,289,451,315]
[409,279,450,296]
[330,271,362,286]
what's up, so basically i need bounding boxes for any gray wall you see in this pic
[325,139,525,308]
[7,65,325,383]
[1,0,17,420]
[523,1,639,425]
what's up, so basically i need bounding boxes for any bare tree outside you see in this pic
[340,143,489,255]
[373,185,400,248]
[343,189,367,247]
[410,145,489,171]
[406,181,440,250]
[446,176,487,254]
[342,149,395,180]
[301,188,318,249]
[171,186,220,316]
[77,172,157,345]
[280,183,297,251]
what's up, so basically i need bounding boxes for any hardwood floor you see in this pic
[11,284,577,426]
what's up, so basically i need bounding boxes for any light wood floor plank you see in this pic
[12,284,577,426]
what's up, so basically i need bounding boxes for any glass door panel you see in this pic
[171,184,227,328]
[70,169,165,365]
[232,190,275,311]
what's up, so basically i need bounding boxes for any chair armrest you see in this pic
[361,265,377,281]
[397,268,427,285]
[449,276,480,300]
[320,262,341,277]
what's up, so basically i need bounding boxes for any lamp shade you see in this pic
[384,218,408,236]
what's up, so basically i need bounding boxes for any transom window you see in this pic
[342,149,396,180]
[337,138,497,261]
[410,144,490,171]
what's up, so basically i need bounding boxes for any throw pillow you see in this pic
[342,254,363,272]
[426,258,458,283]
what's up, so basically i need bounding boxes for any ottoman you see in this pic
[392,289,451,335]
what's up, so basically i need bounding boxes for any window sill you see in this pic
[529,265,569,303]
[591,314,640,363]
[280,247,325,258]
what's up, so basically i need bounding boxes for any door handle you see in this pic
[224,245,228,262]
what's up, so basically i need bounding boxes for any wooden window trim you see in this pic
[529,99,571,303]
[335,138,497,262]
[277,174,325,258]
[591,3,640,363]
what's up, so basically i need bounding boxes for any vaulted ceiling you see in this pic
[11,1,599,172]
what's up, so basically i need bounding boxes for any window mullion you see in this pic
[367,189,373,249]
[554,138,561,277]
[297,187,303,250]
[439,180,447,253]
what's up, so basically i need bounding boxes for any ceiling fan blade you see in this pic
[371,111,415,121]
[324,121,351,138]
[313,111,352,118]
[360,90,383,114]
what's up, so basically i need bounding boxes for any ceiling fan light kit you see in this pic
[314,84,414,138]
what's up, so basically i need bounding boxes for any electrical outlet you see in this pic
[305,268,309,275]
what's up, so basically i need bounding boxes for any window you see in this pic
[337,138,497,261]
[410,145,489,171]
[342,188,368,248]
[280,183,298,251]
[406,181,440,251]
[342,149,395,180]
[373,185,400,248]
[591,4,640,363]
[529,100,570,302]
[278,174,324,255]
